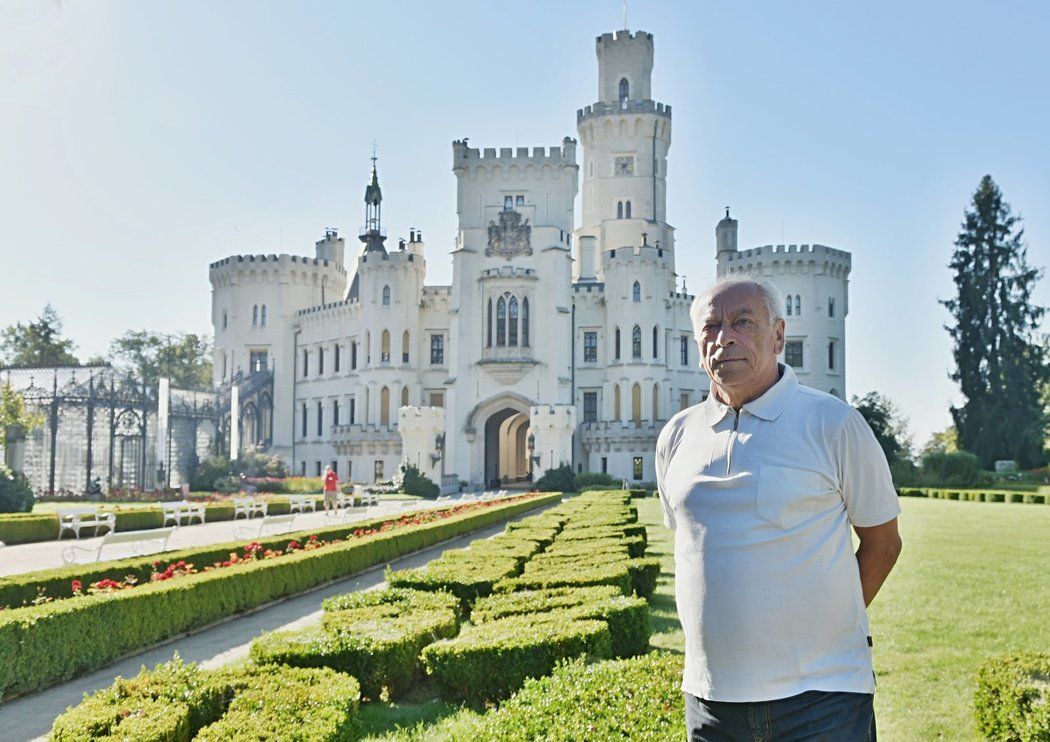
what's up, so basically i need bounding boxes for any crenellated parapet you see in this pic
[719,243,852,279]
[209,252,346,290]
[452,138,577,173]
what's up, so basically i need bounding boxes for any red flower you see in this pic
[71,580,82,593]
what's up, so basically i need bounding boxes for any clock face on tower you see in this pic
[615,156,634,176]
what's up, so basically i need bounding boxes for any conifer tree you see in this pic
[941,175,1048,468]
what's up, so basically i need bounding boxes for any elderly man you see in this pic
[656,276,902,741]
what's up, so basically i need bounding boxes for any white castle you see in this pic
[208,28,852,490]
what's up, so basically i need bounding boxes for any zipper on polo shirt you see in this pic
[726,410,739,476]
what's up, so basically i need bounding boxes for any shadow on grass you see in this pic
[355,679,475,740]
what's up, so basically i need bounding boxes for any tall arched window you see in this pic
[617,201,623,219]
[365,331,371,364]
[252,305,258,326]
[614,327,621,360]
[652,383,660,421]
[402,330,410,363]
[381,330,390,363]
[828,297,835,317]
[496,296,507,346]
[508,296,519,346]
[380,386,390,427]
[786,295,793,317]
[487,298,493,347]
[632,383,642,424]
[619,77,629,104]
[382,285,391,305]
[632,325,642,359]
[795,296,801,316]
[625,201,632,219]
[400,386,409,407]
[522,297,530,347]
[613,384,621,421]
[652,325,659,359]
[632,281,641,302]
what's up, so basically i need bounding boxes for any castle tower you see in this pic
[574,30,674,285]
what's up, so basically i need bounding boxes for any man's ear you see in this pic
[773,318,786,354]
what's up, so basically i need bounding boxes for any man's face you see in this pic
[697,283,785,401]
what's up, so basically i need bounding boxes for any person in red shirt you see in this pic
[323,465,339,515]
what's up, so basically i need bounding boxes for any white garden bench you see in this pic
[61,527,174,564]
[287,495,316,514]
[232,498,268,519]
[160,500,206,527]
[235,513,296,540]
[56,507,116,539]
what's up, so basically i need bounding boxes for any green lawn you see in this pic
[636,496,1050,741]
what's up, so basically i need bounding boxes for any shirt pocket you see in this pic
[756,465,827,529]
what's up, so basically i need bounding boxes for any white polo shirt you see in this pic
[656,364,900,702]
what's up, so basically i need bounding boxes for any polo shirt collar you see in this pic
[703,363,799,426]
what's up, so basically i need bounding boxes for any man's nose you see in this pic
[715,326,735,346]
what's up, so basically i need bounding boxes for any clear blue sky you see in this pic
[2,0,1048,448]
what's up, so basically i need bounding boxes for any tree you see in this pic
[0,304,79,367]
[941,175,1049,468]
[851,391,911,466]
[920,426,959,459]
[0,382,45,434]
[108,331,213,390]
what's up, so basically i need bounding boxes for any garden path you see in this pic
[0,509,545,741]
[0,499,443,578]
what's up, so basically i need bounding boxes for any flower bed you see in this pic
[0,492,561,699]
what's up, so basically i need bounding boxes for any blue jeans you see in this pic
[685,690,875,741]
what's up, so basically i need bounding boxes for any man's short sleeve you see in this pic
[655,424,676,531]
[836,408,902,527]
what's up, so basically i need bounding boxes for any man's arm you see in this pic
[854,518,902,607]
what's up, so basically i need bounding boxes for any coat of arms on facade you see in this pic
[486,210,532,257]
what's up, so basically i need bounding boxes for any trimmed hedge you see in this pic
[421,613,612,704]
[469,652,684,740]
[898,487,1049,505]
[497,562,633,595]
[974,652,1050,740]
[250,604,458,699]
[386,557,522,613]
[49,658,360,741]
[0,492,562,698]
[471,585,623,623]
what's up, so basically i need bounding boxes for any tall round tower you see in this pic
[574,30,674,286]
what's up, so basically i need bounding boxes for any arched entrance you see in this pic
[483,407,531,488]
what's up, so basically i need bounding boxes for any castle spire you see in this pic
[360,152,387,254]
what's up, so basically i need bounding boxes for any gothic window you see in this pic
[613,384,621,421]
[508,296,519,346]
[785,340,804,368]
[365,331,371,364]
[381,330,390,363]
[401,386,409,407]
[351,341,358,370]
[828,297,835,317]
[625,201,632,219]
[333,399,340,426]
[487,299,493,347]
[349,396,356,424]
[334,344,340,372]
[380,386,390,427]
[496,296,507,346]
[522,297,530,347]
[632,325,642,359]
[302,349,308,377]
[382,285,391,305]
[301,403,307,437]
[652,325,659,359]
[614,327,621,360]
[795,296,801,316]
[786,295,793,317]
[828,340,836,370]
[222,309,228,329]
[583,392,598,423]
[680,335,689,366]
[252,305,258,326]
[430,334,444,365]
[617,201,623,219]
[619,77,629,104]
[632,383,642,424]
[316,401,323,437]
[318,347,324,375]
[652,382,660,420]
[402,330,410,363]
[583,331,598,363]
[260,305,267,326]
[249,351,267,373]
[633,456,643,480]
[633,281,641,302]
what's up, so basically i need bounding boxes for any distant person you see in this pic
[656,275,902,740]
[323,466,339,515]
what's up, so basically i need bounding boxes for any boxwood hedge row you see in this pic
[974,652,1050,740]
[49,658,360,741]
[0,493,561,698]
[898,487,1049,504]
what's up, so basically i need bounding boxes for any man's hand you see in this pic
[854,518,902,607]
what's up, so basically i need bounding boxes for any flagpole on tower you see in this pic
[622,0,627,30]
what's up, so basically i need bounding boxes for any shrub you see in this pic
[421,614,612,704]
[974,652,1050,740]
[321,586,459,614]
[0,512,55,545]
[250,604,458,699]
[50,657,360,741]
[398,463,440,499]
[920,450,983,486]
[496,562,633,596]
[534,464,576,493]
[0,465,34,514]
[470,652,685,741]
[386,556,522,613]
[472,585,623,623]
[573,471,620,490]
